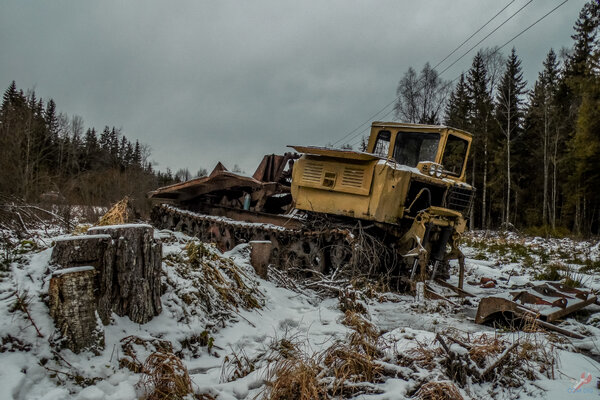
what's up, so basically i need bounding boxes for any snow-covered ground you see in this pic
[1,227,599,399]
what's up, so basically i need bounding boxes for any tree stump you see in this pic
[48,267,104,353]
[48,224,162,353]
[87,224,162,324]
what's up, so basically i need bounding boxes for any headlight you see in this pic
[429,164,436,176]
[436,165,443,178]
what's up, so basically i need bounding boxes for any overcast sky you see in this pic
[0,0,587,175]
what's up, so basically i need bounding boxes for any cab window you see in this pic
[442,135,468,176]
[373,130,391,157]
[393,132,440,167]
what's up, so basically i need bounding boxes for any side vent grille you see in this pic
[303,162,323,183]
[341,167,365,188]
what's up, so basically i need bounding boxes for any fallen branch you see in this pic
[481,341,519,379]
[14,291,43,338]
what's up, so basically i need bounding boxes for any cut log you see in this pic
[48,267,104,354]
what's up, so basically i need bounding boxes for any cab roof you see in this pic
[371,121,473,138]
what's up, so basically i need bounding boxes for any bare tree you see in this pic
[196,168,208,178]
[175,168,191,182]
[394,63,451,124]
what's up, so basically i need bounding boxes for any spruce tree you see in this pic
[466,52,495,228]
[495,48,527,226]
[444,73,470,130]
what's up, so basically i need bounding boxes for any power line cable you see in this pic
[448,0,570,84]
[335,0,570,149]
[437,0,534,76]
[341,0,571,149]
[331,0,528,146]
[432,0,517,71]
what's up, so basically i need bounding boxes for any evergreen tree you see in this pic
[495,48,527,226]
[465,52,495,228]
[563,0,600,233]
[523,49,562,229]
[133,140,142,167]
[445,73,470,130]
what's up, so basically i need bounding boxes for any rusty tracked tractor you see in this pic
[150,122,475,284]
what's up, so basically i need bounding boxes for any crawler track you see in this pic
[151,204,365,276]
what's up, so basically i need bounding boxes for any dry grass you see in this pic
[120,335,174,373]
[401,340,445,370]
[97,196,136,226]
[338,288,368,315]
[139,352,193,400]
[522,312,542,333]
[467,334,505,367]
[221,347,257,382]
[322,342,383,396]
[342,311,381,358]
[185,241,263,310]
[264,356,326,400]
[414,381,464,400]
[162,240,264,325]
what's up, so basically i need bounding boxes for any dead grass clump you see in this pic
[468,334,505,367]
[516,335,558,379]
[265,356,326,400]
[349,277,389,300]
[522,312,542,333]
[342,311,381,358]
[322,342,384,396]
[162,240,264,325]
[222,334,303,383]
[97,196,137,226]
[185,241,263,310]
[414,381,464,400]
[139,351,193,400]
[221,347,257,382]
[342,311,378,339]
[401,340,444,370]
[338,288,367,315]
[120,336,174,373]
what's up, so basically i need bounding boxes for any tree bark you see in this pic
[87,224,162,324]
[49,267,104,354]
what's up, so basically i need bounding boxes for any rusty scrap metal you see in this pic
[475,282,596,338]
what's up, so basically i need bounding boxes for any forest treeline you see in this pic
[393,1,600,236]
[0,82,180,214]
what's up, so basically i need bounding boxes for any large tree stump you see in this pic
[48,267,104,353]
[87,224,162,324]
[48,224,162,353]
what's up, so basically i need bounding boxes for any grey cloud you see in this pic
[0,0,586,174]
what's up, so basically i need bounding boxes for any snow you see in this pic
[164,205,296,231]
[2,226,600,399]
[377,159,423,175]
[53,234,111,242]
[51,266,95,276]
[87,223,153,231]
